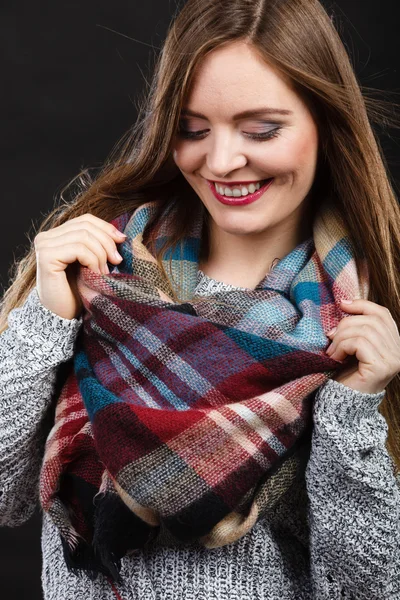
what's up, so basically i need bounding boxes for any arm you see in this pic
[305,377,400,599]
[0,287,83,526]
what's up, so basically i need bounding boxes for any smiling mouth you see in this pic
[212,178,271,197]
[206,177,274,206]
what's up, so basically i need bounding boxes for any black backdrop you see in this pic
[1,1,399,597]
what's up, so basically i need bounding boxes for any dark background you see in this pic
[1,1,399,597]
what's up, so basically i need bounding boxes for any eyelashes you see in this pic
[176,127,282,142]
[247,129,281,141]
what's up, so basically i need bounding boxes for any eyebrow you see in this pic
[180,107,293,120]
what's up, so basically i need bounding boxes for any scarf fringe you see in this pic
[91,490,158,582]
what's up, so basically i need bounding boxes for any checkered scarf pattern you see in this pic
[39,197,369,583]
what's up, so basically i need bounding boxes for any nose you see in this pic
[206,133,247,179]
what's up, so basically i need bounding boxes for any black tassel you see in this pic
[92,491,158,583]
[58,473,158,583]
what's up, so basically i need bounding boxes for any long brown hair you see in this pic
[1,0,400,473]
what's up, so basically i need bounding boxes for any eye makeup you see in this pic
[177,125,282,142]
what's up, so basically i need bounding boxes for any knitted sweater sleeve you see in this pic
[305,377,400,599]
[0,287,83,526]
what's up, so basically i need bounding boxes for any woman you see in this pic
[1,0,399,598]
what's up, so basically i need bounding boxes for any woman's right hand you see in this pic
[34,213,127,320]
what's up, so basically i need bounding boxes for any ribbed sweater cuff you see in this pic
[6,287,83,362]
[314,377,386,425]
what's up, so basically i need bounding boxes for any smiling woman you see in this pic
[1,1,400,600]
[172,41,320,288]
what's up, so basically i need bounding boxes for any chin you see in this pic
[212,214,268,236]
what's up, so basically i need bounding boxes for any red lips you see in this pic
[207,178,274,206]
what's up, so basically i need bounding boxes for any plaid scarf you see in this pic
[39,197,369,583]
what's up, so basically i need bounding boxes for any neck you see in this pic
[199,204,314,289]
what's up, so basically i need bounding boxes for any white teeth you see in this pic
[214,180,264,196]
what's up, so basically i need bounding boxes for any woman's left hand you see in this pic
[326,299,400,394]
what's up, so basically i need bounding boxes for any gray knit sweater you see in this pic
[0,276,399,600]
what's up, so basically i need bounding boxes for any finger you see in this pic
[37,229,109,274]
[50,213,126,241]
[330,335,395,386]
[328,314,399,350]
[340,299,398,338]
[37,225,123,272]
[327,323,389,361]
[38,243,104,275]
[327,333,388,368]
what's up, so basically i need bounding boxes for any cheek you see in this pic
[171,142,200,173]
[292,128,319,172]
[271,131,318,178]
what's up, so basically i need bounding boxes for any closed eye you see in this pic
[177,127,282,142]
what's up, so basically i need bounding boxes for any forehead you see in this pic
[185,41,300,114]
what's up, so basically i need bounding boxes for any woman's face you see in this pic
[172,41,319,242]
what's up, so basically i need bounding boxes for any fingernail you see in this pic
[341,299,353,304]
[114,250,123,261]
[116,230,127,238]
[327,327,337,336]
